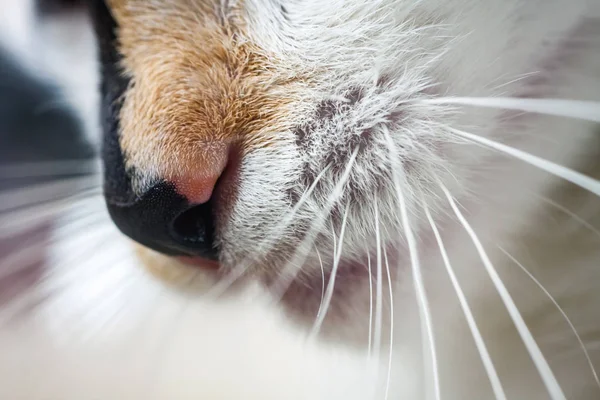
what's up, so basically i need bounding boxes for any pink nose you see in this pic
[169,144,230,204]
[105,142,231,260]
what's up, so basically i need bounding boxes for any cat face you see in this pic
[94,0,452,320]
[0,0,598,399]
[92,0,600,344]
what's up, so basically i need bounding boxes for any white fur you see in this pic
[1,0,600,399]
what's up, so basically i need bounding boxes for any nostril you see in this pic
[105,180,218,260]
[170,203,214,247]
[103,144,231,261]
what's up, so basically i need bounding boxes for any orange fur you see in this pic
[107,0,306,182]
[134,244,218,288]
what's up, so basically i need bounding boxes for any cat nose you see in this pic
[104,156,229,260]
[105,181,217,259]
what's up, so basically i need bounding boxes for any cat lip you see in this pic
[175,256,220,270]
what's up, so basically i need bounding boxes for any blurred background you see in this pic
[0,0,100,302]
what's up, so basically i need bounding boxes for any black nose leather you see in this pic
[105,181,217,259]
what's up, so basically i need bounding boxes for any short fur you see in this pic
[1,0,599,399]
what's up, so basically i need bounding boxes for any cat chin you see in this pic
[134,245,220,289]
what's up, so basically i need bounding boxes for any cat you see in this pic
[1,0,599,399]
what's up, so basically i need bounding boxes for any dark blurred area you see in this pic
[0,0,96,190]
[36,0,86,14]
[0,48,94,174]
[0,0,98,289]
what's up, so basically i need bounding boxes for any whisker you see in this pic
[440,182,566,400]
[489,72,540,93]
[268,148,359,303]
[383,132,440,400]
[367,251,374,360]
[424,204,507,400]
[315,248,326,326]
[425,97,600,123]
[534,194,600,240]
[309,203,350,338]
[447,127,600,197]
[317,221,338,324]
[373,198,383,372]
[331,219,338,261]
[383,248,394,400]
[499,246,600,391]
[206,164,333,298]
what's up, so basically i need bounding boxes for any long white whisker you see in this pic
[383,248,394,400]
[490,72,540,93]
[310,204,350,338]
[447,127,600,197]
[534,194,600,240]
[425,97,600,123]
[315,248,326,324]
[424,204,507,400]
[499,246,600,390]
[254,163,333,253]
[367,252,374,360]
[268,148,359,302]
[207,164,333,297]
[373,198,383,396]
[384,132,440,400]
[440,182,566,400]
[331,220,338,261]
